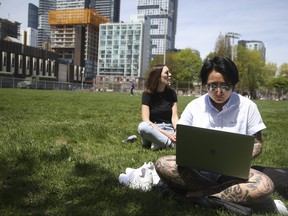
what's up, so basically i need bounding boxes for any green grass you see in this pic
[0,89,287,216]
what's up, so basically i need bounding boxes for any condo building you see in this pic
[97,14,151,78]
[137,0,178,57]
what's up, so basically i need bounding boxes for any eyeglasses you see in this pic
[206,83,232,92]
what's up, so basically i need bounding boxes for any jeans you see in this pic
[138,121,175,148]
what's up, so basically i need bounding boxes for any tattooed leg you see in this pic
[213,168,275,204]
[155,156,218,193]
[155,156,274,203]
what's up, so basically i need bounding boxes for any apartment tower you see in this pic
[137,0,178,58]
[97,14,151,79]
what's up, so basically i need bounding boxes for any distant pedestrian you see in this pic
[130,80,135,96]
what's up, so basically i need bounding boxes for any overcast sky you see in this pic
[0,0,287,66]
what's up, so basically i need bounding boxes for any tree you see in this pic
[271,76,288,99]
[172,48,202,83]
[214,33,231,58]
[258,62,277,99]
[203,33,232,63]
[149,49,202,83]
[235,45,265,99]
[279,63,288,77]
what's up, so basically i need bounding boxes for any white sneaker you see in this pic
[125,167,136,175]
[119,162,160,191]
[118,173,129,184]
[274,199,288,215]
[141,162,160,185]
[127,167,153,191]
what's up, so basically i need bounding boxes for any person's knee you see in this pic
[255,176,275,202]
[247,170,275,203]
[138,121,151,133]
[155,156,176,173]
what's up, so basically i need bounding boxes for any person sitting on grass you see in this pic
[138,64,179,151]
[154,56,275,209]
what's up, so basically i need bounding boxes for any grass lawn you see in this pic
[0,88,287,216]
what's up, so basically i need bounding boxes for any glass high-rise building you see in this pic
[94,0,120,22]
[38,0,56,48]
[137,0,178,57]
[28,3,39,29]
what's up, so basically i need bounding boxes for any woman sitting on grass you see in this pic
[138,64,179,151]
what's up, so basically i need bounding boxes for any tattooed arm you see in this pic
[252,131,263,159]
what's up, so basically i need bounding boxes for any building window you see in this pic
[3,56,7,66]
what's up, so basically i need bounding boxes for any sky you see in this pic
[0,0,287,66]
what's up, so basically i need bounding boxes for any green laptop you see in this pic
[176,124,254,179]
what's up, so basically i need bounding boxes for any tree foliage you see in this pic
[270,76,288,99]
[172,48,202,83]
[204,33,232,61]
[279,63,288,77]
[149,49,202,85]
[214,33,231,58]
[235,46,265,98]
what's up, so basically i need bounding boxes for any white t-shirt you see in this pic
[177,92,266,135]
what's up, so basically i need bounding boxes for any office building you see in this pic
[0,18,21,40]
[238,40,266,62]
[38,0,56,48]
[97,14,151,79]
[94,0,120,22]
[28,3,39,29]
[137,0,178,57]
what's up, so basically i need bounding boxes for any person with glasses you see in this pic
[138,64,179,151]
[154,56,276,211]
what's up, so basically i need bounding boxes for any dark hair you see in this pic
[200,56,239,86]
[146,64,165,93]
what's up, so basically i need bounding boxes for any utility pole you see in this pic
[226,32,241,61]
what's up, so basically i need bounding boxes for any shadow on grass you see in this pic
[64,161,217,216]
[0,150,45,215]
[0,148,217,216]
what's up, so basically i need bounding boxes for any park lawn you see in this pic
[0,88,287,216]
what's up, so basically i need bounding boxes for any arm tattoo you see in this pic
[252,131,263,159]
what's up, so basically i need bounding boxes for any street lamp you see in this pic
[161,8,174,65]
